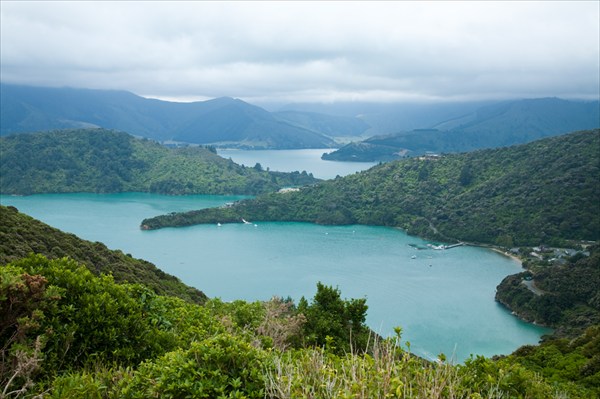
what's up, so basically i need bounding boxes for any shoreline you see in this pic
[487,247,523,266]
[446,239,524,266]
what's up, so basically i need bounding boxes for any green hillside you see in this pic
[496,244,600,338]
[0,205,206,303]
[0,128,318,195]
[324,98,600,161]
[142,130,600,247]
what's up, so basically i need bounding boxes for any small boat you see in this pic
[411,255,417,259]
[427,244,446,250]
[242,218,252,225]
[217,223,222,227]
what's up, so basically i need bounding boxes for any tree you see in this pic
[459,163,473,186]
[298,282,370,354]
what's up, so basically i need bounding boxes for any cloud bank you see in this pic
[1,1,598,104]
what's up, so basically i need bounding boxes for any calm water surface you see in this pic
[1,192,550,362]
[217,148,376,180]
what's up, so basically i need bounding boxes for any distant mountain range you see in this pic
[0,84,369,149]
[279,100,495,135]
[323,98,600,161]
[2,84,598,154]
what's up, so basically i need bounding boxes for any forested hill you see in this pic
[496,244,600,338]
[142,129,600,247]
[0,205,206,303]
[0,128,318,195]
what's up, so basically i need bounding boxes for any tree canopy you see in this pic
[0,128,319,195]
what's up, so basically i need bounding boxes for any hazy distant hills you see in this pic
[0,84,370,149]
[273,110,370,138]
[3,84,598,154]
[323,98,600,161]
[170,97,337,148]
[279,100,494,135]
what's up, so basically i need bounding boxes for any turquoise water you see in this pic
[0,192,550,362]
[217,148,376,180]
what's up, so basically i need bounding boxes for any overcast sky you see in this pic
[1,1,598,105]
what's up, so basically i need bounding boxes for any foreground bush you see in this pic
[121,334,265,399]
[2,254,598,398]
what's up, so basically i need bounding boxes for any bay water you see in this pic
[1,191,550,362]
[217,148,377,179]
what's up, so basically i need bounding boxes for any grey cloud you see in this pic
[1,1,598,103]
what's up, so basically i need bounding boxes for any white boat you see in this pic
[411,255,417,259]
[242,218,252,225]
[217,223,222,227]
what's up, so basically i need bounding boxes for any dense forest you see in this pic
[496,245,600,338]
[0,205,205,303]
[1,209,599,397]
[0,128,318,195]
[142,129,600,247]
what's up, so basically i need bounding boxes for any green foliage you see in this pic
[2,252,598,398]
[496,245,600,336]
[204,297,306,351]
[0,128,319,196]
[265,332,575,399]
[4,255,176,374]
[458,355,565,398]
[0,265,55,397]
[45,367,132,399]
[298,282,371,354]
[0,254,226,396]
[0,205,206,303]
[154,295,225,348]
[121,334,266,399]
[504,325,600,397]
[143,130,600,247]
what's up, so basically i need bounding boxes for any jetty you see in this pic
[428,242,465,250]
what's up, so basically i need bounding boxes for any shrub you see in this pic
[121,333,266,399]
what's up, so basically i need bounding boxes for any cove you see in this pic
[1,192,550,362]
